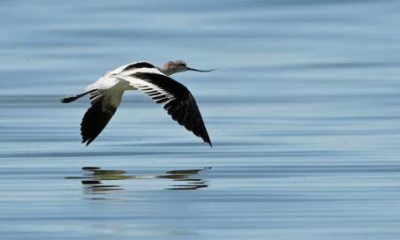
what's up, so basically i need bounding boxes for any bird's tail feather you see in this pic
[61,95,80,103]
[60,89,97,104]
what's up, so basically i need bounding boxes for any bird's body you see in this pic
[62,60,213,146]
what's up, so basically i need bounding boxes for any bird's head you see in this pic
[160,60,214,76]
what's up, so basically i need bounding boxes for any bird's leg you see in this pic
[61,89,97,103]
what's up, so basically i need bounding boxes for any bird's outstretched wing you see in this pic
[124,72,212,146]
[80,88,124,146]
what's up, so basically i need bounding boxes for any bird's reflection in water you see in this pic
[66,166,210,195]
[163,169,209,190]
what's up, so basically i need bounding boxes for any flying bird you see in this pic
[61,60,213,146]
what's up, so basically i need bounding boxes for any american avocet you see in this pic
[61,60,214,146]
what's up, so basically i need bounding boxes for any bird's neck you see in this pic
[157,67,175,76]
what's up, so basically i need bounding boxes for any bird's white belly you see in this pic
[86,76,133,92]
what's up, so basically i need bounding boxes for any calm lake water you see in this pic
[1,0,400,239]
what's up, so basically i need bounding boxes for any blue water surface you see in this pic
[1,1,400,239]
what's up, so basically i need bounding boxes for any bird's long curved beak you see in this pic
[187,67,215,72]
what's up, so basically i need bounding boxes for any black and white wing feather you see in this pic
[126,72,212,146]
[80,88,124,146]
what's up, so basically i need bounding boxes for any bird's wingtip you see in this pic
[85,140,93,147]
[81,138,91,147]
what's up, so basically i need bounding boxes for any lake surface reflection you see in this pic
[66,166,210,195]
